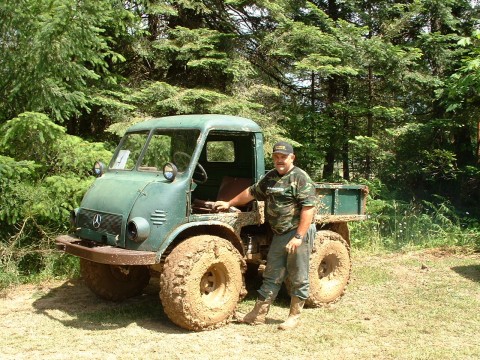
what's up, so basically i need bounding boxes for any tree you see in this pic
[0,0,130,123]
[247,1,421,183]
[102,0,287,142]
[374,0,478,201]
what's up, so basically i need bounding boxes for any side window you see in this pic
[206,141,235,162]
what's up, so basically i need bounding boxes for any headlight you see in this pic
[70,208,79,227]
[163,162,178,182]
[93,161,106,177]
[127,217,150,242]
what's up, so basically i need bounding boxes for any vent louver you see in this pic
[151,210,167,225]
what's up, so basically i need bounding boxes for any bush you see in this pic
[0,112,112,288]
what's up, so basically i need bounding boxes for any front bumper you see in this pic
[56,234,157,265]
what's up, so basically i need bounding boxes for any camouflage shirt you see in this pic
[249,166,316,234]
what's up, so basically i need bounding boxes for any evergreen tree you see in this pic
[0,0,131,124]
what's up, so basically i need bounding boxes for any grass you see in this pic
[1,248,479,360]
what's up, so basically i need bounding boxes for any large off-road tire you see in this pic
[160,235,246,331]
[306,230,351,307]
[80,258,151,301]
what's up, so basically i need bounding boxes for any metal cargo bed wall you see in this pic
[314,183,368,223]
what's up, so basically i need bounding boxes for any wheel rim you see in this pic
[200,264,227,305]
[318,253,344,290]
[319,254,338,279]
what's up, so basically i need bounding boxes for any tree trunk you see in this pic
[323,150,335,180]
[477,120,480,164]
[311,71,315,109]
[342,143,350,180]
[323,75,338,180]
[321,0,340,181]
[342,117,350,181]
[453,124,474,167]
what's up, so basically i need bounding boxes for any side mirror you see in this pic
[93,161,106,177]
[163,162,178,182]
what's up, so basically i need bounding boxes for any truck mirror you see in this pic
[163,162,178,181]
[93,161,106,177]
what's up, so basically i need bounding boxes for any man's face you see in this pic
[272,152,295,175]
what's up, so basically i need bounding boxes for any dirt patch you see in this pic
[1,249,480,359]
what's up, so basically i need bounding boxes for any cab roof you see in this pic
[127,114,262,133]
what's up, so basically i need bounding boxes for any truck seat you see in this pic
[192,176,252,213]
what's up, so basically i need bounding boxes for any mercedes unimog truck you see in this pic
[56,114,368,331]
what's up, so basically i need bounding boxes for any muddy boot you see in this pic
[278,296,305,330]
[239,298,272,325]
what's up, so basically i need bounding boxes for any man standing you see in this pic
[214,141,316,330]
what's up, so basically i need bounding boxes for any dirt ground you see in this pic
[1,249,480,360]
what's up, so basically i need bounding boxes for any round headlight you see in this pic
[93,161,106,177]
[163,162,178,182]
[70,208,79,227]
[127,217,150,242]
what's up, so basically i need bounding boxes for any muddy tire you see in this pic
[80,259,150,301]
[306,230,351,307]
[160,235,246,331]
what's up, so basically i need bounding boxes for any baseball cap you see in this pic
[273,141,294,155]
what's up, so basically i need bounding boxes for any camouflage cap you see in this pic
[273,141,294,155]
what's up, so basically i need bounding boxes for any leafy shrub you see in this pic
[0,112,112,288]
[0,155,38,224]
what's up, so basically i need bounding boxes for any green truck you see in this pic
[56,114,368,331]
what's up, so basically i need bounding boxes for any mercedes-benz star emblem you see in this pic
[92,214,102,229]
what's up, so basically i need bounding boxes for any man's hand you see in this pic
[213,201,230,212]
[285,237,302,254]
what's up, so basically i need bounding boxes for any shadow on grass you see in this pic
[31,271,289,333]
[451,264,480,283]
[31,277,186,333]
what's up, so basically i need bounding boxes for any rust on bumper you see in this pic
[56,234,157,265]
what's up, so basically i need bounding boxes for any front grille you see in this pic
[77,209,123,235]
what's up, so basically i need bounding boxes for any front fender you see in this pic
[157,221,243,261]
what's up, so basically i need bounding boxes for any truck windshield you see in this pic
[110,129,200,173]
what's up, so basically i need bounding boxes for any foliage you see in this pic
[0,156,38,225]
[351,197,480,251]
[0,0,132,123]
[0,112,111,287]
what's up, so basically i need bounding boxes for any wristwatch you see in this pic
[294,233,303,240]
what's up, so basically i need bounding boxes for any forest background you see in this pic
[1,0,480,286]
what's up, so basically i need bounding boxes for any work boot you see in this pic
[238,298,272,325]
[278,296,305,330]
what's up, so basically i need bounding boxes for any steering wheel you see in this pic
[192,162,208,184]
[173,151,208,184]
[173,151,191,169]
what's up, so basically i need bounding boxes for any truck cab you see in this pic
[63,115,263,258]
